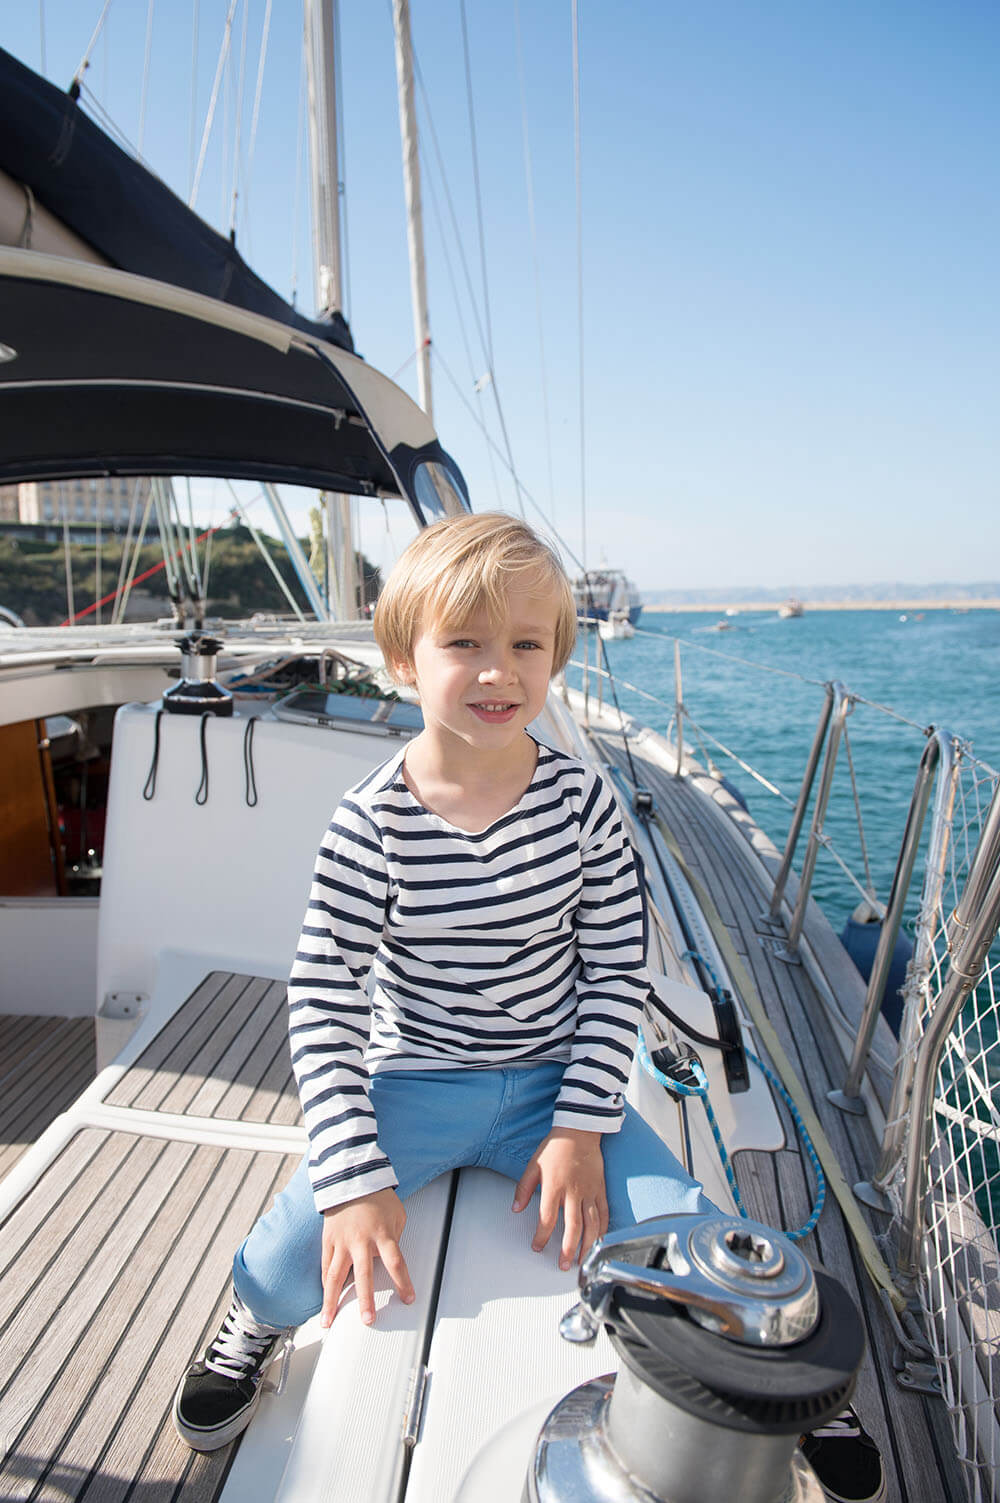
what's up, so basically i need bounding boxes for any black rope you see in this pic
[195,713,210,805]
[243,716,260,807]
[142,710,164,800]
[646,985,738,1053]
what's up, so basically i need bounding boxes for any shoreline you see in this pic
[642,599,1000,614]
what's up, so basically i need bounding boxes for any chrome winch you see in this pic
[529,1212,864,1503]
[162,634,234,716]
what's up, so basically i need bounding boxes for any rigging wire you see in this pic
[456,0,524,515]
[73,0,115,90]
[333,0,351,323]
[111,479,145,624]
[39,0,47,76]
[407,12,514,510]
[229,0,251,239]
[458,0,495,371]
[571,0,586,569]
[290,32,307,307]
[188,0,200,198]
[224,481,307,622]
[190,0,239,211]
[512,0,556,524]
[138,0,155,158]
[244,0,274,239]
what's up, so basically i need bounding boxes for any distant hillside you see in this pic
[642,581,1000,608]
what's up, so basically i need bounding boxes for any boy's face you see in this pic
[396,586,559,756]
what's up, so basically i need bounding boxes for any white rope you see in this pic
[190,0,239,211]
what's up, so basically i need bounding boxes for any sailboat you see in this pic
[1,12,1000,1503]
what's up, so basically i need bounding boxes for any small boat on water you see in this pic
[778,598,805,618]
[1,22,999,1503]
[573,569,643,630]
[597,609,635,640]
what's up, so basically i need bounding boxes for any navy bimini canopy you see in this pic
[0,49,470,521]
[0,45,353,354]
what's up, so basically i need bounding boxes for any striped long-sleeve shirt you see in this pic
[288,739,649,1212]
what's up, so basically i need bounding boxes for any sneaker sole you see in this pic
[171,1377,263,1453]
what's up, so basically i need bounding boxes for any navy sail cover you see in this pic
[0,45,354,354]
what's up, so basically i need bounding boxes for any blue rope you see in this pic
[638,1026,827,1243]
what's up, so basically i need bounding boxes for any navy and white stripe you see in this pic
[288,741,649,1211]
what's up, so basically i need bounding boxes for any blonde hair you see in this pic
[374,512,577,679]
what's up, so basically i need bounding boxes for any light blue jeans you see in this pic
[235,1062,713,1328]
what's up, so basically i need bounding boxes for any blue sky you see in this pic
[5,2,999,591]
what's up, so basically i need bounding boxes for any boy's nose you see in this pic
[479,658,515,684]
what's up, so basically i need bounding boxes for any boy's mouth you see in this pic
[468,701,520,722]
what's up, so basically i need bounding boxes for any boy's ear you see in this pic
[391,657,416,685]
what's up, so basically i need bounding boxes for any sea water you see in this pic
[571,607,1000,1225]
[570,607,1000,935]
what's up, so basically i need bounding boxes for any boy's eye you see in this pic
[514,640,541,651]
[447,638,477,649]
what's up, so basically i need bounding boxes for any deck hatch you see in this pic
[105,971,301,1126]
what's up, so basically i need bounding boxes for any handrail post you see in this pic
[767,683,835,922]
[673,639,684,777]
[896,779,1000,1284]
[782,683,852,955]
[830,731,956,1117]
[859,734,961,1202]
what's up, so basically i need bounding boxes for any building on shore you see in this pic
[0,478,157,543]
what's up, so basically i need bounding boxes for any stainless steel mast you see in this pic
[392,0,433,424]
[302,0,358,619]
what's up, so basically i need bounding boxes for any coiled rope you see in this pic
[637,1031,827,1242]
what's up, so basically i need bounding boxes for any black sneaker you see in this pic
[173,1291,292,1452]
[801,1406,887,1502]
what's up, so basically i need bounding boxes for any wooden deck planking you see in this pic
[106,972,300,1127]
[595,733,970,1503]
[0,1015,97,1181]
[0,1127,298,1503]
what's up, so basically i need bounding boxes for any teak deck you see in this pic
[0,1013,96,1181]
[593,731,968,1503]
[0,743,972,1502]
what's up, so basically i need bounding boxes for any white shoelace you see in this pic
[809,1412,862,1441]
[205,1296,291,1389]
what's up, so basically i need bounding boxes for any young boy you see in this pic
[172,511,710,1452]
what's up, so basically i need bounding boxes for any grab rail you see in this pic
[780,683,854,956]
[830,729,961,1118]
[767,682,836,925]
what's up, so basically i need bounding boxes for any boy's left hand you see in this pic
[512,1127,608,1271]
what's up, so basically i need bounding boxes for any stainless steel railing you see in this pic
[830,729,961,1119]
[895,778,1000,1284]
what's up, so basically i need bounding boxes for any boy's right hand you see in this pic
[321,1187,414,1328]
